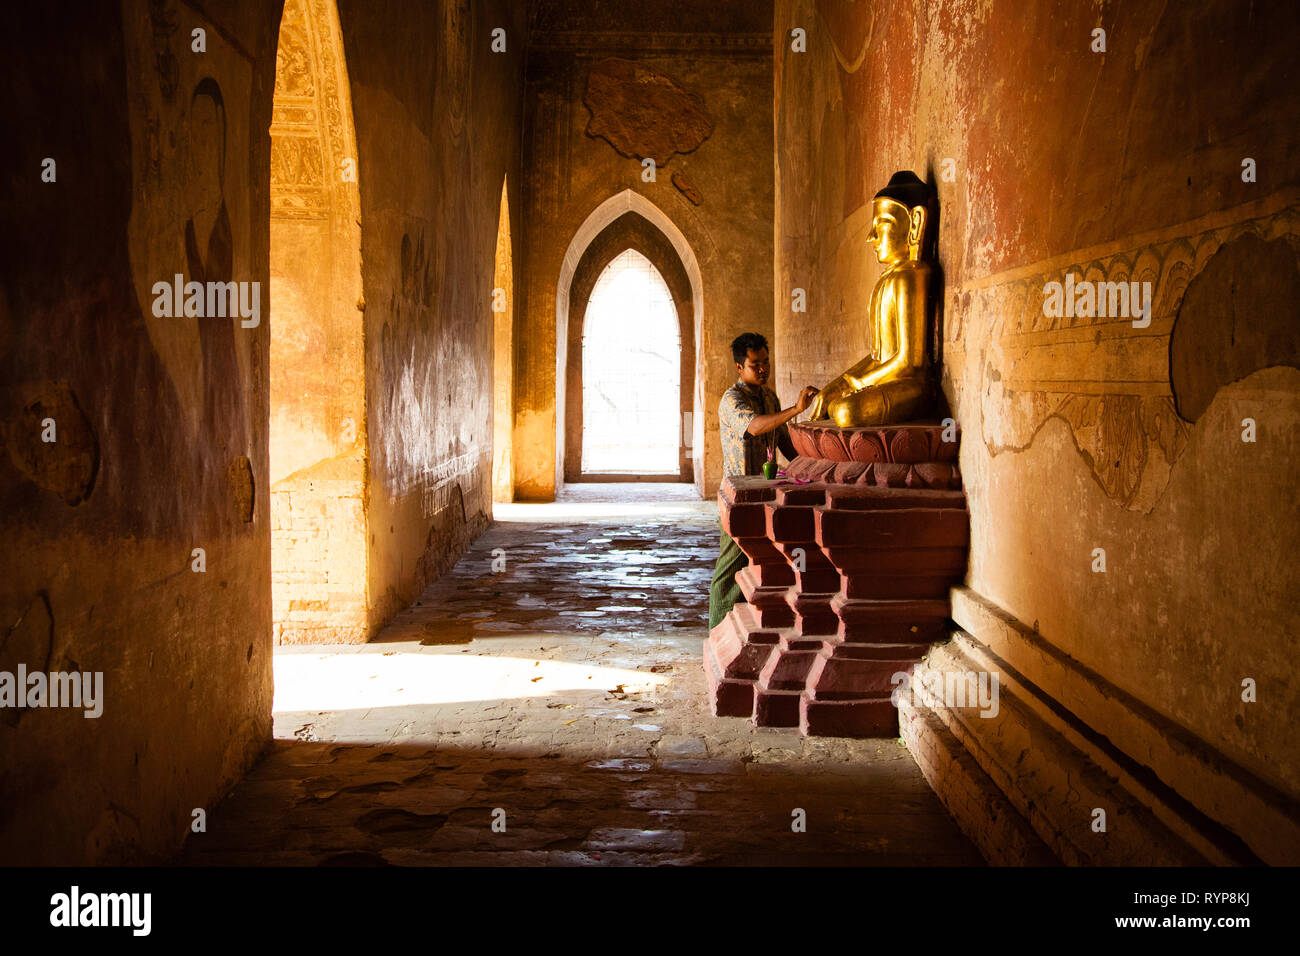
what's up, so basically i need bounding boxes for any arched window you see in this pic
[581,249,681,474]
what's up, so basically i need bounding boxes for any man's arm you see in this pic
[746,385,819,436]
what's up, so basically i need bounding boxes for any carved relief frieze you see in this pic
[966,200,1300,511]
[270,0,358,222]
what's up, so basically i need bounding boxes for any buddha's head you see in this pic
[867,171,931,265]
[188,77,227,214]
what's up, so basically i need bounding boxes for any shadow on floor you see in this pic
[180,731,985,867]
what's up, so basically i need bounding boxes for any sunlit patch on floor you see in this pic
[272,650,671,718]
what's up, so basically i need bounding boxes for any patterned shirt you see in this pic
[719,380,793,477]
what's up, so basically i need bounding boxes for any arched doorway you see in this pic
[268,0,367,643]
[580,249,681,476]
[560,204,699,484]
[555,190,705,494]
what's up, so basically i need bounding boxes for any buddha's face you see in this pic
[867,198,922,264]
[188,90,225,216]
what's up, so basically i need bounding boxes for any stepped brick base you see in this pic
[705,424,969,737]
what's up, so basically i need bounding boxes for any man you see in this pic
[708,333,819,629]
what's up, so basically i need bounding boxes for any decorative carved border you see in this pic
[962,198,1300,511]
[270,0,359,223]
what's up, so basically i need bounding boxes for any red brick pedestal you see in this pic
[703,423,969,737]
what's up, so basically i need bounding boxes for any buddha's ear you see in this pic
[908,206,927,251]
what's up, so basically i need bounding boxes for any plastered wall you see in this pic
[337,0,526,631]
[0,0,282,864]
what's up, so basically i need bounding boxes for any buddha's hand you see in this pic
[803,384,830,420]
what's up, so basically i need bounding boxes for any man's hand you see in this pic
[748,385,825,437]
[794,385,820,414]
[806,382,838,420]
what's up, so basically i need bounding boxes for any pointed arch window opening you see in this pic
[580,249,681,475]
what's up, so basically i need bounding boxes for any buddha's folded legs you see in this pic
[828,376,929,427]
[807,378,850,420]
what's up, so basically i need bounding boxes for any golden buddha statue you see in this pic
[806,171,936,427]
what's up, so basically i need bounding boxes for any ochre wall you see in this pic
[774,0,1300,855]
[0,0,526,864]
[337,0,527,630]
[517,4,775,499]
[0,0,282,864]
[269,0,369,644]
[269,0,364,489]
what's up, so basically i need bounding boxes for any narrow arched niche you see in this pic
[491,176,514,503]
[268,0,368,643]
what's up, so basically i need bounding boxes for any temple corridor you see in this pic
[183,485,981,865]
[4,0,1299,907]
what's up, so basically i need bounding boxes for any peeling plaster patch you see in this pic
[0,593,55,728]
[972,212,1300,512]
[1170,233,1300,423]
[583,58,713,166]
[672,170,703,205]
[3,382,99,506]
[228,455,255,523]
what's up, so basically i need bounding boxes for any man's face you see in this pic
[737,348,769,387]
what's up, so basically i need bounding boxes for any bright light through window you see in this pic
[582,249,681,475]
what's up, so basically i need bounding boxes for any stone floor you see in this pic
[182,484,983,866]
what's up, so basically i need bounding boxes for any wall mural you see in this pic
[271,0,359,225]
[971,202,1300,512]
[122,0,255,463]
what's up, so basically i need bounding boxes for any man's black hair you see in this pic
[731,332,769,364]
